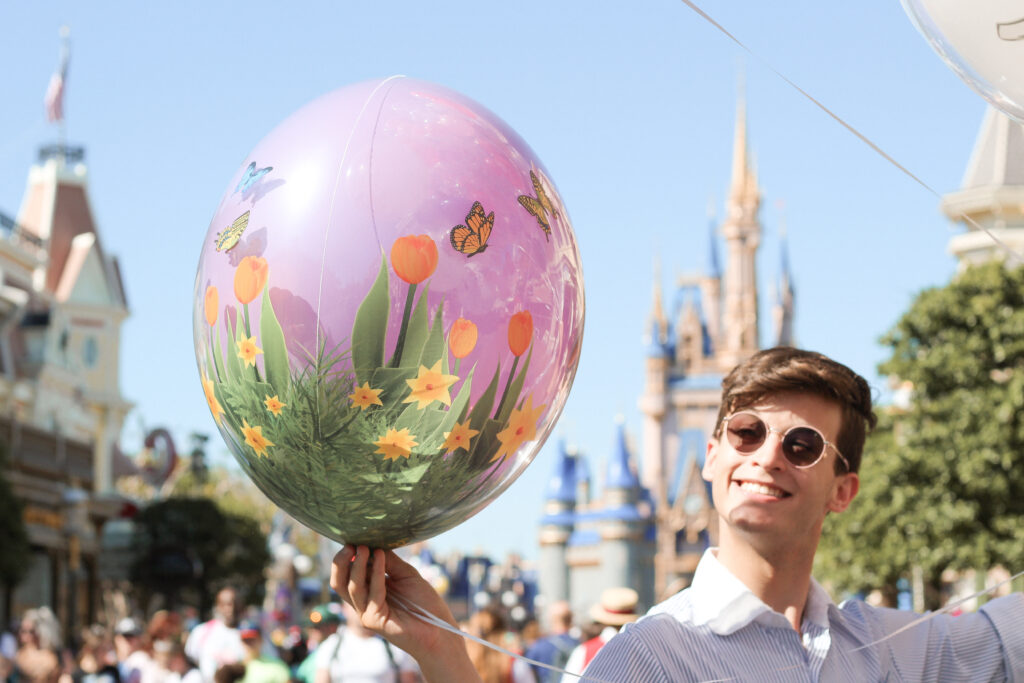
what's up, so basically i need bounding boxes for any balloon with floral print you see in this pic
[193,77,584,548]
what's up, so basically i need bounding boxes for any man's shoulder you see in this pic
[643,586,698,623]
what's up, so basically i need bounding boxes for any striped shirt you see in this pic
[584,550,1024,682]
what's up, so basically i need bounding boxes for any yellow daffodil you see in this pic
[442,420,479,454]
[242,419,274,458]
[493,395,547,462]
[264,395,286,416]
[237,336,264,367]
[202,373,224,424]
[403,360,459,409]
[349,382,384,410]
[374,427,418,461]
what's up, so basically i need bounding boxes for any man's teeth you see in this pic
[739,481,786,497]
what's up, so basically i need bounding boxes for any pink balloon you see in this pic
[193,77,584,548]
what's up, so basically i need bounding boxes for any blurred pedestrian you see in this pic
[465,607,534,683]
[185,589,246,683]
[68,625,119,683]
[558,588,638,682]
[113,618,151,683]
[14,606,62,683]
[236,622,287,683]
[523,601,576,683]
[293,606,339,683]
[313,603,419,683]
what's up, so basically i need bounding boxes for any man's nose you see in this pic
[750,431,788,470]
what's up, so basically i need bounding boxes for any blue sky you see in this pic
[0,2,989,561]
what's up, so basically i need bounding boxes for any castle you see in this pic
[537,94,796,617]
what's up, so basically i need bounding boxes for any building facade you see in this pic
[1,144,132,631]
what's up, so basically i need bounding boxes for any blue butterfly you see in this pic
[235,161,273,195]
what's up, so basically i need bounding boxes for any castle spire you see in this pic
[773,204,795,347]
[645,256,669,351]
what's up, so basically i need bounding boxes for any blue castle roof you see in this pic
[604,422,639,491]
[545,439,577,503]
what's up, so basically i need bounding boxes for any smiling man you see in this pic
[333,347,1024,682]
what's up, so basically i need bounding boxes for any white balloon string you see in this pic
[313,75,405,415]
[386,592,617,683]
[677,0,1024,263]
[848,567,1024,653]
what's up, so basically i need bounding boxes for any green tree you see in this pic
[131,497,271,615]
[816,262,1024,607]
[0,442,31,615]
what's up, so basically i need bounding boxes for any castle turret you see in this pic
[718,94,762,370]
[772,227,795,347]
[598,421,654,610]
[538,439,577,604]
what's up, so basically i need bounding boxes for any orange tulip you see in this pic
[507,311,533,357]
[204,286,219,326]
[390,235,438,285]
[449,318,478,359]
[234,256,269,304]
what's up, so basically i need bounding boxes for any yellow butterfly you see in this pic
[449,201,494,257]
[517,170,558,242]
[215,211,250,252]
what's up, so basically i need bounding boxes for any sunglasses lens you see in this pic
[725,413,767,451]
[782,427,825,466]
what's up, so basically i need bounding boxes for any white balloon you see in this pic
[903,0,1024,123]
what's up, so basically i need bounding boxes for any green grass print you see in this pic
[200,252,538,548]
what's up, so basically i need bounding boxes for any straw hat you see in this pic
[588,587,640,627]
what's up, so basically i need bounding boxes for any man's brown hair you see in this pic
[714,347,877,473]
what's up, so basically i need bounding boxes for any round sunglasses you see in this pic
[720,411,850,471]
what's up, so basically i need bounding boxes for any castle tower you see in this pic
[717,94,762,370]
[537,439,577,605]
[772,229,795,347]
[597,422,654,611]
[943,107,1024,268]
[700,214,722,354]
[638,264,671,497]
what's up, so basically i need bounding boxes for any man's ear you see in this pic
[702,439,718,483]
[827,472,859,513]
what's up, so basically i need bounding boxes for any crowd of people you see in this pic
[0,583,637,683]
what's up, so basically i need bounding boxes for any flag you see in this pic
[44,38,69,123]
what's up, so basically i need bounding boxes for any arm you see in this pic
[331,546,481,683]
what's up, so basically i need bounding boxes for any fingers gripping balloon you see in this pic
[193,77,585,548]
[902,0,1024,123]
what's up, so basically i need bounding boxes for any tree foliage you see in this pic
[0,443,31,590]
[131,497,271,615]
[816,262,1024,606]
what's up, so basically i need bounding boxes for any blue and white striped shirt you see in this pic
[584,550,1024,682]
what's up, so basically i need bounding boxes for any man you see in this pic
[332,348,1024,681]
[236,621,289,683]
[113,617,151,683]
[185,588,247,683]
[313,602,420,683]
[523,601,577,683]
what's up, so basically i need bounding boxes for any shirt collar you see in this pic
[688,548,835,635]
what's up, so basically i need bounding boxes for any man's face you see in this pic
[215,589,240,627]
[702,392,859,550]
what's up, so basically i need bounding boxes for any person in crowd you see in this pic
[313,603,419,683]
[558,589,637,682]
[522,602,576,683]
[67,625,119,683]
[464,607,534,683]
[113,618,150,683]
[185,589,246,683]
[235,622,288,683]
[14,607,62,683]
[294,606,339,683]
[330,347,1024,681]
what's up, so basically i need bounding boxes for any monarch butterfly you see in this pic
[449,201,494,257]
[235,161,273,195]
[517,170,558,242]
[215,211,250,252]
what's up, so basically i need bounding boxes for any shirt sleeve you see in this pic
[861,593,1024,682]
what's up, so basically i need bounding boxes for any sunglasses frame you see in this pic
[720,411,850,472]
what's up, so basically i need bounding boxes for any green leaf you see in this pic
[352,253,390,386]
[468,362,501,431]
[496,346,533,426]
[418,300,446,369]
[223,310,243,383]
[208,324,226,384]
[260,286,290,398]
[398,283,431,368]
